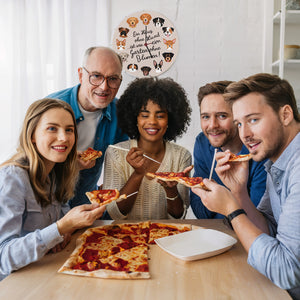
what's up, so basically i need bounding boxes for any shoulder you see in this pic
[0,164,29,179]
[47,85,79,103]
[0,165,30,192]
[194,132,209,147]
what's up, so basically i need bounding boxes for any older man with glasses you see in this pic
[47,46,128,208]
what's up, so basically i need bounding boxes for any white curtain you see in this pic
[0,0,110,162]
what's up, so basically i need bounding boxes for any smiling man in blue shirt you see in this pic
[190,80,267,219]
[47,47,128,207]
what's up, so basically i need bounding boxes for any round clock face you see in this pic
[112,10,179,78]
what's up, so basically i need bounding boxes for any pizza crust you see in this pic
[228,153,252,162]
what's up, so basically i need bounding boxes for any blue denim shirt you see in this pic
[190,132,267,218]
[47,85,128,207]
[0,166,66,279]
[248,133,300,297]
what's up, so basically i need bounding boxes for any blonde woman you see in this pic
[0,99,105,280]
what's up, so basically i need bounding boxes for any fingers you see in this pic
[183,165,194,175]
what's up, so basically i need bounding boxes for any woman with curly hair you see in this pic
[0,98,105,280]
[102,77,192,220]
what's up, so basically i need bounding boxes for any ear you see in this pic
[279,105,294,126]
[78,67,83,84]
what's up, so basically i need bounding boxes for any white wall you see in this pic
[110,0,271,155]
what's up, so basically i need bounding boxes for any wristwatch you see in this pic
[224,209,247,229]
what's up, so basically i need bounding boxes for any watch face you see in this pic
[112,11,179,78]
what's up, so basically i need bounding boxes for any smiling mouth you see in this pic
[145,128,159,135]
[247,142,260,152]
[52,146,67,151]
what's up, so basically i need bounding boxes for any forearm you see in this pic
[0,224,63,275]
[165,186,184,218]
[231,189,269,234]
[118,171,144,215]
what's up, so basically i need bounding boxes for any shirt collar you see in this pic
[265,132,300,173]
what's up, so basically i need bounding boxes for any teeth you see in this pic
[53,146,66,150]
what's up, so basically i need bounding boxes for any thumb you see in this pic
[202,178,218,190]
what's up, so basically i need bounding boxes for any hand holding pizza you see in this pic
[77,152,96,170]
[215,150,249,195]
[191,179,240,217]
[56,203,106,236]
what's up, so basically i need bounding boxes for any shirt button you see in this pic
[79,117,83,121]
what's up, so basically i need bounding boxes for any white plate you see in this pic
[155,228,237,261]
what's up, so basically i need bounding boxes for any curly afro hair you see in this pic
[117,77,191,141]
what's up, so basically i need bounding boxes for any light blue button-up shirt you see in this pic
[248,133,300,297]
[0,165,67,280]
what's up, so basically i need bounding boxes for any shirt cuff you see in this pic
[39,223,64,250]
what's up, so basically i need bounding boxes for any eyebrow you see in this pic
[233,113,261,123]
[140,109,167,113]
[46,122,75,127]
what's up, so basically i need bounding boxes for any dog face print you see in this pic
[153,17,165,27]
[116,39,126,50]
[119,52,129,62]
[118,27,129,38]
[127,17,139,28]
[162,27,174,37]
[127,64,138,72]
[162,52,174,63]
[163,38,176,50]
[153,60,163,73]
[141,66,151,76]
[140,13,152,25]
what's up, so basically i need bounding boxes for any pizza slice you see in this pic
[146,171,188,182]
[177,176,210,190]
[80,147,102,161]
[85,189,126,207]
[148,222,191,244]
[228,153,252,162]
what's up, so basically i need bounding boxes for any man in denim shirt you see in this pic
[192,73,300,299]
[47,47,128,207]
[190,81,267,219]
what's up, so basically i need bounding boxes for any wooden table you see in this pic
[0,219,290,300]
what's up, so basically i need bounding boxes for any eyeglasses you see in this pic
[82,66,122,89]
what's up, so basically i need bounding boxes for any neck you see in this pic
[137,139,165,157]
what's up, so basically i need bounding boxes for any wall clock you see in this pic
[112,10,179,78]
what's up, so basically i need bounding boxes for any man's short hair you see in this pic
[224,73,300,122]
[197,81,233,107]
[82,46,123,69]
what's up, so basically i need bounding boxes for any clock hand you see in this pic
[144,25,153,58]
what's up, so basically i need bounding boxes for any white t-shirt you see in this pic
[77,103,102,151]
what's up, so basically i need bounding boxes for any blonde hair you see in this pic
[1,98,79,206]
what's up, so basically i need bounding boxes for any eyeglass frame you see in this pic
[82,66,122,89]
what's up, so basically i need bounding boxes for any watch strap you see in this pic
[227,209,247,223]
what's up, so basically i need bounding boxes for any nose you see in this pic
[99,77,109,90]
[57,129,67,141]
[208,116,218,129]
[239,123,252,140]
